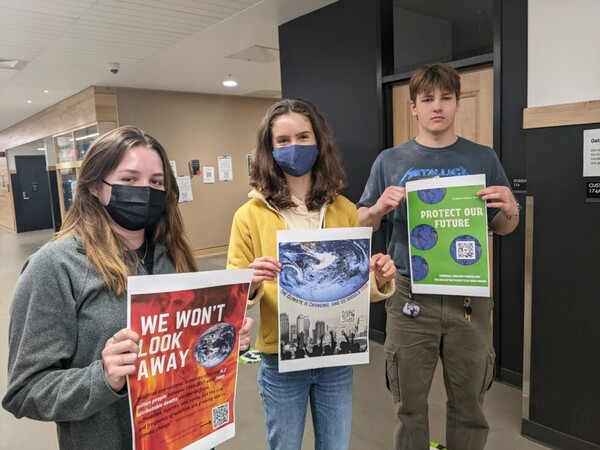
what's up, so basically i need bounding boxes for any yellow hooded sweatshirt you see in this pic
[227,190,395,354]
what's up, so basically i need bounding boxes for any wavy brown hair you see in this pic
[250,98,347,211]
[56,126,197,296]
[409,63,461,103]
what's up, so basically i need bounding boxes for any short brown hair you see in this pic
[250,98,347,211]
[409,63,461,103]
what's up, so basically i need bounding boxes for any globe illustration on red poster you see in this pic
[194,322,237,368]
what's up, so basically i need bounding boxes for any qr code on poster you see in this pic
[456,240,476,259]
[340,309,356,325]
[212,403,229,429]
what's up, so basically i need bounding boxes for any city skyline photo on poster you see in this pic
[276,227,372,373]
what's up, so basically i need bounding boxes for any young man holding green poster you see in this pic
[357,63,520,450]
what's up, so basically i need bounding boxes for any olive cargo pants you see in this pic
[385,274,495,450]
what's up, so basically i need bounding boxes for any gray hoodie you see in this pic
[2,236,175,449]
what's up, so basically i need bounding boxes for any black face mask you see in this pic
[102,181,166,231]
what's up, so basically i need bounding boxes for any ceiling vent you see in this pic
[226,45,279,64]
[0,59,28,70]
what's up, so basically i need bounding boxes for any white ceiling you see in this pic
[0,0,338,132]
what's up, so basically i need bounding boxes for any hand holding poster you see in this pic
[276,227,372,373]
[127,269,252,450]
[406,174,490,296]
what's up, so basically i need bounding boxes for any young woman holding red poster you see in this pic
[2,126,252,449]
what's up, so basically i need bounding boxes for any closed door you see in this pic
[392,65,493,146]
[13,155,53,232]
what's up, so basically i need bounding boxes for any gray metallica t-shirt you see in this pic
[357,137,511,276]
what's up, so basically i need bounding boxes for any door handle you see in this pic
[22,191,30,200]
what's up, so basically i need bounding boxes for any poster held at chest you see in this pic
[277,227,372,373]
[406,174,490,297]
[127,269,252,450]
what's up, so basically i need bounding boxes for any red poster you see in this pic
[127,270,252,450]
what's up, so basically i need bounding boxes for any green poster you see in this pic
[406,174,490,296]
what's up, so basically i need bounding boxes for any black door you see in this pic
[13,155,53,232]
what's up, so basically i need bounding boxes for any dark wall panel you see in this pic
[279,0,385,203]
[280,0,388,337]
[525,124,600,448]
[496,0,528,385]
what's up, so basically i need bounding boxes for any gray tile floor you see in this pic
[0,228,550,449]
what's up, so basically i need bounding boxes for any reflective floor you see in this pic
[0,228,550,449]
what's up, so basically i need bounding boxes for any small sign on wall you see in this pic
[218,155,233,181]
[512,178,527,193]
[177,175,193,202]
[583,129,600,177]
[586,181,600,202]
[203,166,215,184]
[189,159,201,177]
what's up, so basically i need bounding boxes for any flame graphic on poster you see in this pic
[128,281,248,450]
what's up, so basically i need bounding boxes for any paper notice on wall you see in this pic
[177,175,193,202]
[583,129,600,177]
[203,167,215,184]
[218,156,233,182]
[169,160,177,177]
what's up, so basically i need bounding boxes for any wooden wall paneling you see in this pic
[0,87,98,151]
[94,87,118,123]
[0,154,16,231]
[0,86,118,232]
[523,100,600,129]
[97,121,118,135]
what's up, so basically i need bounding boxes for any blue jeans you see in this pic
[257,354,353,450]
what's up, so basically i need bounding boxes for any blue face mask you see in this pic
[272,144,319,177]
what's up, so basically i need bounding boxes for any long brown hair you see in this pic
[56,126,197,296]
[250,98,347,211]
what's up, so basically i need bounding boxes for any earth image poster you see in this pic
[127,269,252,450]
[406,174,490,296]
[276,227,372,373]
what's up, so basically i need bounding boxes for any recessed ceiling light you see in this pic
[223,74,238,87]
[26,100,32,103]
[43,90,48,93]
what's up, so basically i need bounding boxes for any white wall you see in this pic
[528,0,600,107]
